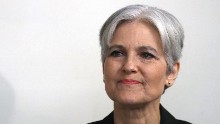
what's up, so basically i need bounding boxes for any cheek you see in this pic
[103,59,120,80]
[103,59,121,92]
[103,60,118,101]
[103,60,111,79]
[142,64,168,85]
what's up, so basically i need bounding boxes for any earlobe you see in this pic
[165,81,172,87]
[166,62,180,87]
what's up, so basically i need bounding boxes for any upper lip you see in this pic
[119,79,141,84]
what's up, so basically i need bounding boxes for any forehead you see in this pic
[110,21,162,50]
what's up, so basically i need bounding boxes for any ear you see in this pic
[166,62,180,87]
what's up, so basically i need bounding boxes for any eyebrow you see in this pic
[108,44,158,53]
[138,46,158,54]
[108,45,125,51]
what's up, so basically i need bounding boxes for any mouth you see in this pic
[119,79,141,85]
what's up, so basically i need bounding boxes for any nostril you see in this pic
[122,64,137,74]
[123,68,137,74]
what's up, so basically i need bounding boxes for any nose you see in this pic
[122,56,138,74]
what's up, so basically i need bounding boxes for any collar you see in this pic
[100,104,185,124]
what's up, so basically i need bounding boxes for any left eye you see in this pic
[140,52,155,59]
[110,50,124,57]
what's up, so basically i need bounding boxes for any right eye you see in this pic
[109,50,124,57]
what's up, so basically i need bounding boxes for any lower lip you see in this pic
[119,80,140,84]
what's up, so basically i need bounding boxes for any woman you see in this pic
[89,4,191,124]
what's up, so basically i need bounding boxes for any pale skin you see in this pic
[103,21,180,124]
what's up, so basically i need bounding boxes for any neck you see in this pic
[114,101,160,124]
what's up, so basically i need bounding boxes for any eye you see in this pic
[110,50,124,57]
[140,52,156,60]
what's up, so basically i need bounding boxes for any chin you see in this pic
[115,99,147,109]
[112,92,161,108]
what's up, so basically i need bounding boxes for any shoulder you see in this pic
[160,104,192,124]
[176,119,192,124]
[87,120,101,124]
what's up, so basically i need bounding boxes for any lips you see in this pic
[119,79,141,84]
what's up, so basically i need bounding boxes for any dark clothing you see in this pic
[88,105,191,124]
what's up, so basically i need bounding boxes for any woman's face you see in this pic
[103,21,178,106]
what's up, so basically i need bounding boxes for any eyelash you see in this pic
[109,50,124,57]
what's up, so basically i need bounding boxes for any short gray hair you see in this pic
[100,4,184,73]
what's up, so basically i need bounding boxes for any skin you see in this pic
[103,21,180,124]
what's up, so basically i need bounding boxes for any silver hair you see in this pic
[99,4,184,73]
